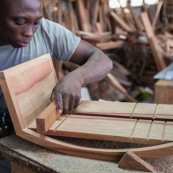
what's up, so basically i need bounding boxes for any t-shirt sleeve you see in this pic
[40,18,81,60]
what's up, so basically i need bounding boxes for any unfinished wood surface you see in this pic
[73,101,136,117]
[119,150,155,172]
[0,54,57,132]
[152,0,164,30]
[149,37,166,71]
[154,80,173,104]
[96,41,124,50]
[141,12,166,71]
[132,103,157,118]
[27,101,173,144]
[52,115,137,142]
[163,122,173,141]
[141,12,154,38]
[76,0,89,32]
[154,104,173,119]
[28,114,170,145]
[2,54,173,161]
[106,73,136,102]
[110,11,135,33]
[36,102,60,134]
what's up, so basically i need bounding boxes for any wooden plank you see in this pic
[110,11,135,33]
[73,101,137,117]
[141,12,166,71]
[131,120,151,141]
[163,122,173,141]
[36,102,60,134]
[54,114,138,143]
[76,0,89,32]
[119,150,155,172]
[147,121,165,141]
[106,73,136,102]
[43,114,168,144]
[96,41,125,50]
[86,0,99,31]
[127,4,144,32]
[149,37,166,71]
[132,103,157,119]
[155,104,173,120]
[152,1,164,30]
[141,12,154,38]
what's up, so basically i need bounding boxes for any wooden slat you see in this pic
[49,114,69,131]
[38,114,169,144]
[53,114,137,142]
[147,121,165,140]
[141,12,166,71]
[132,103,157,118]
[163,122,173,141]
[73,101,136,117]
[131,120,151,140]
[154,104,173,120]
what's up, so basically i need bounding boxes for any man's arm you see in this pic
[51,40,113,113]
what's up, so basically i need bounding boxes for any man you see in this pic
[0,0,112,172]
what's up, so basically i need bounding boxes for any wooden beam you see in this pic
[152,1,164,30]
[141,12,166,71]
[36,102,60,134]
[110,11,135,33]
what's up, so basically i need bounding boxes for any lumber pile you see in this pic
[42,0,173,103]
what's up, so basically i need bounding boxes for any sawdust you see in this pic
[1,135,173,173]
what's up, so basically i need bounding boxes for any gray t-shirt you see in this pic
[0,18,81,111]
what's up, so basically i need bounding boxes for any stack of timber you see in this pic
[42,0,173,103]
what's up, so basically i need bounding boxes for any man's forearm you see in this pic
[70,50,113,86]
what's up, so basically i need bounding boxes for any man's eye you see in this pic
[15,19,26,25]
[34,19,41,25]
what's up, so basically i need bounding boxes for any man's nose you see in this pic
[22,26,34,38]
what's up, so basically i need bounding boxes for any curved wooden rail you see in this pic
[21,128,173,161]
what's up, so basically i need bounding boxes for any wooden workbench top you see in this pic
[0,134,173,173]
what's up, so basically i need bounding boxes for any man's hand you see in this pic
[51,72,82,113]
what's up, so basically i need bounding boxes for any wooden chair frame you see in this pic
[1,54,173,161]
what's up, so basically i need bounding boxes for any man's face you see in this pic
[0,0,42,48]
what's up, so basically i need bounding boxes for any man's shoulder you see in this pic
[40,18,60,30]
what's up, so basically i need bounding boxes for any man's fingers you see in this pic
[69,97,75,111]
[74,98,80,108]
[55,92,63,114]
[63,95,69,113]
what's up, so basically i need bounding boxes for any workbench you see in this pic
[0,134,173,173]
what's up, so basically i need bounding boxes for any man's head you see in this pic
[0,0,43,48]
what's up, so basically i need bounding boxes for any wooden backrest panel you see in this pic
[0,54,57,131]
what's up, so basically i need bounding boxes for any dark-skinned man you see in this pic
[0,0,112,172]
